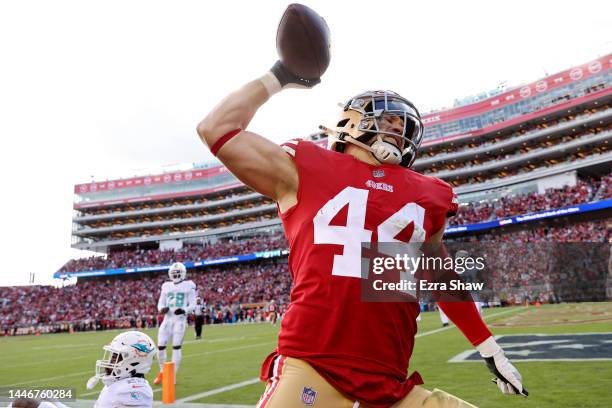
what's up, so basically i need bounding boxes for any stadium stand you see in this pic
[2,55,610,336]
[1,219,608,335]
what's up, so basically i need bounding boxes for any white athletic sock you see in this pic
[172,348,182,376]
[157,348,167,372]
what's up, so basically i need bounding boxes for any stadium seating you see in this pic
[449,173,611,226]
[61,172,611,272]
[2,217,609,335]
[58,233,287,273]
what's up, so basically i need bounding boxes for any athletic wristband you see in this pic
[258,71,282,96]
[476,336,501,357]
[211,128,241,156]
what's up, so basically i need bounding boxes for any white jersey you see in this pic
[158,280,197,317]
[94,376,153,408]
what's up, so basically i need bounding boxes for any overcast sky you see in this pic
[0,0,610,286]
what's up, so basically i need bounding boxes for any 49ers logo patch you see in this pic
[300,386,317,406]
[365,180,394,192]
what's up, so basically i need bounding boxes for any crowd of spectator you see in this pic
[100,213,278,241]
[80,188,254,217]
[2,218,608,336]
[420,106,609,158]
[449,219,611,305]
[1,261,291,336]
[60,172,612,276]
[59,233,287,273]
[428,124,610,175]
[446,142,610,187]
[450,173,612,226]
[80,196,274,229]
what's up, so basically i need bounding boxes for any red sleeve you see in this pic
[437,301,492,346]
[430,177,458,219]
[419,239,490,346]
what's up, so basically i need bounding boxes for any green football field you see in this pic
[1,303,611,407]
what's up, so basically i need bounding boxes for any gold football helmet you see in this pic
[324,90,424,167]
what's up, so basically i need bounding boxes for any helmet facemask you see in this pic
[88,331,155,389]
[95,347,129,382]
[326,91,424,168]
[95,344,149,385]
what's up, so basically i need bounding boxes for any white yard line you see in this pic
[5,308,522,402]
[186,342,275,359]
[2,355,93,370]
[1,371,91,388]
[176,378,261,403]
[416,307,524,338]
[31,343,99,350]
[2,342,273,390]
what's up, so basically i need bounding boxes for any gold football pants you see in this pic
[256,356,477,408]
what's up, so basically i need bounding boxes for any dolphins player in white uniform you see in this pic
[154,262,197,385]
[86,330,156,408]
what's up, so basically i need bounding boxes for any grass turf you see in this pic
[0,303,610,407]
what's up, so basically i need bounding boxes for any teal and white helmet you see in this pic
[94,331,156,385]
[168,262,187,283]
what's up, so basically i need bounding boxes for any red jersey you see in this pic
[261,140,458,408]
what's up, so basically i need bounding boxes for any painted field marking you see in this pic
[176,378,261,403]
[416,307,524,338]
[1,371,91,388]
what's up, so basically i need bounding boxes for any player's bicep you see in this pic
[216,130,297,200]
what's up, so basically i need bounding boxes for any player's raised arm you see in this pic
[196,4,330,209]
[195,75,303,206]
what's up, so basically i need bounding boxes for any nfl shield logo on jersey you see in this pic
[372,169,385,178]
[300,387,317,406]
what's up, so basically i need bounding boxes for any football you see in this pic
[276,3,331,79]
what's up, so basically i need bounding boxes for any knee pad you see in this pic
[172,345,182,350]
[158,345,166,350]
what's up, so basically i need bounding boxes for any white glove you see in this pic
[477,337,528,396]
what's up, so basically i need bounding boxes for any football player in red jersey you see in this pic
[196,62,527,407]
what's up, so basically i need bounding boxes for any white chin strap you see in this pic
[370,138,402,165]
[346,135,402,165]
